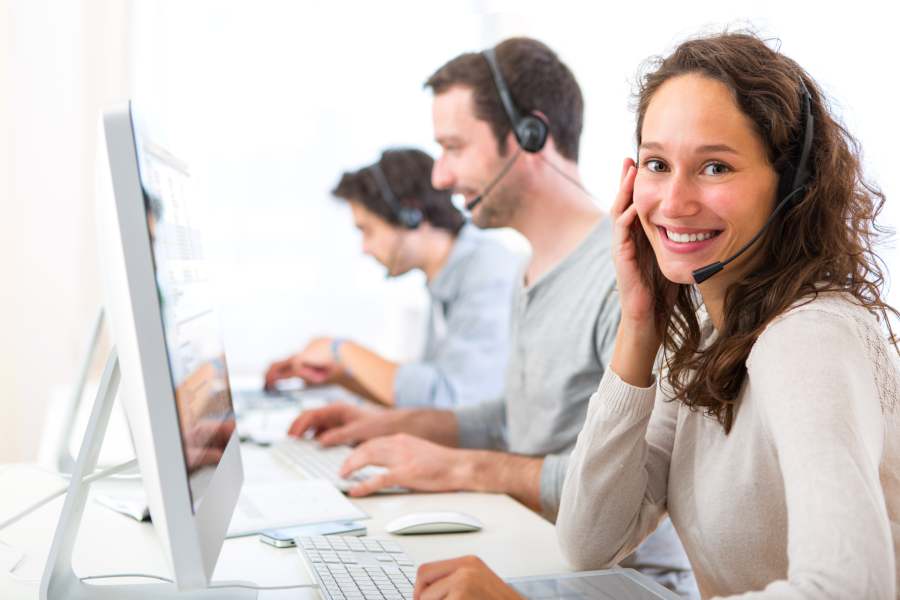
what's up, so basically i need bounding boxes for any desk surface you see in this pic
[0,445,570,599]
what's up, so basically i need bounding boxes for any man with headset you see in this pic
[264,147,522,409]
[288,40,695,593]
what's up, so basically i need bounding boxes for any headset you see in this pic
[481,47,549,154]
[369,162,423,229]
[691,79,815,284]
[465,47,552,211]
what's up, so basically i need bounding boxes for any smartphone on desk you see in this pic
[259,520,367,548]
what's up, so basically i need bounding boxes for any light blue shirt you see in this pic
[393,224,523,408]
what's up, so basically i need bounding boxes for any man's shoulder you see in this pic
[454,227,527,281]
[559,217,616,287]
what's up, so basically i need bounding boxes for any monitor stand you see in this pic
[38,307,105,474]
[39,348,257,600]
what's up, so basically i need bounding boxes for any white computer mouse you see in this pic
[384,511,483,535]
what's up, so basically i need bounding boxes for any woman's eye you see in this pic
[702,162,730,176]
[646,159,667,173]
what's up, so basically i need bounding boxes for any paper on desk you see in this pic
[228,480,367,537]
[95,479,367,538]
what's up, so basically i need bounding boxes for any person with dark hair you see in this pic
[413,31,900,599]
[288,38,694,595]
[264,148,522,409]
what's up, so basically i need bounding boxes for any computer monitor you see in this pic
[98,101,244,592]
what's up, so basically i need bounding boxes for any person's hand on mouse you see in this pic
[414,556,524,600]
[338,434,467,497]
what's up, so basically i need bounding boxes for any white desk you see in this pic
[0,445,570,599]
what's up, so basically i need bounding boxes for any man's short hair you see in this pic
[332,148,464,234]
[425,37,584,162]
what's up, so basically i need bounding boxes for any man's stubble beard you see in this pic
[472,184,520,229]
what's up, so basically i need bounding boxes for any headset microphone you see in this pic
[465,148,522,212]
[691,81,815,285]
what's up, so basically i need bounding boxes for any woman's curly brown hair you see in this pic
[633,31,899,433]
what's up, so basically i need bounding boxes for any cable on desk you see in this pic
[0,537,36,583]
[0,459,138,533]
[0,459,138,584]
[28,462,142,482]
[80,572,319,591]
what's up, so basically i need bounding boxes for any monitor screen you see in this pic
[135,132,235,511]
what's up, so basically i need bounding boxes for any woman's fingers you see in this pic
[611,160,637,219]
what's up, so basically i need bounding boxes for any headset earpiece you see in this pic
[516,113,549,154]
[482,48,548,154]
[369,162,423,229]
[776,80,815,207]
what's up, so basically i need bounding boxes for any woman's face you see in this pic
[634,73,779,290]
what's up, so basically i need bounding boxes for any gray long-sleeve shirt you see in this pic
[454,218,620,516]
[393,224,523,409]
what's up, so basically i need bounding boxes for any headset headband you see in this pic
[369,162,422,229]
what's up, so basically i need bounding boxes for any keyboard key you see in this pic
[330,537,350,551]
[377,540,404,553]
[346,537,366,551]
[313,536,332,550]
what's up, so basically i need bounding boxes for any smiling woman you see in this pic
[629,33,898,433]
[553,31,900,599]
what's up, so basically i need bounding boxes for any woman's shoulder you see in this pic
[747,293,858,370]
[749,291,899,413]
[756,292,876,345]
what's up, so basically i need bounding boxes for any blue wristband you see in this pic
[330,338,349,374]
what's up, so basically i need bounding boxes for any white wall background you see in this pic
[2,0,898,462]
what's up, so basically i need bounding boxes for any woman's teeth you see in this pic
[665,229,717,243]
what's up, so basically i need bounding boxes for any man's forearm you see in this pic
[339,341,398,406]
[460,450,544,514]
[399,409,459,448]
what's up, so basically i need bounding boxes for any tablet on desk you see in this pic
[507,568,682,600]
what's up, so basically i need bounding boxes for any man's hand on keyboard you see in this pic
[338,433,467,497]
[288,402,392,445]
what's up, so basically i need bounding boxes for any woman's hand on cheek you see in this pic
[611,158,656,326]
[610,157,663,387]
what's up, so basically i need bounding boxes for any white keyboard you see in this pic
[270,437,389,492]
[298,535,417,600]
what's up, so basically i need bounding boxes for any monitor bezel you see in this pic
[100,101,244,590]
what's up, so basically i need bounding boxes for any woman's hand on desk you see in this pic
[414,556,524,600]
